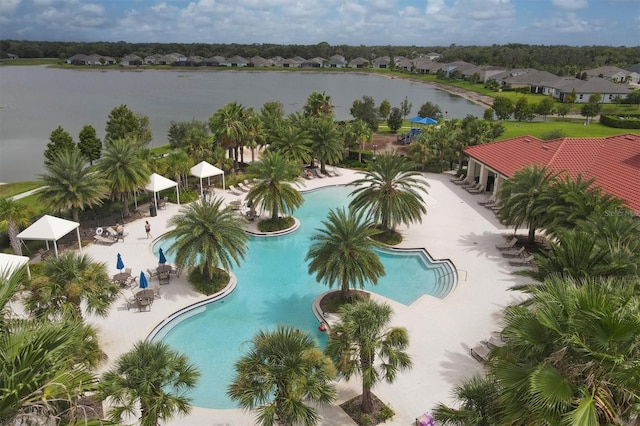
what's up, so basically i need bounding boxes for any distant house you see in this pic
[5,53,19,59]
[372,56,390,69]
[395,57,413,71]
[168,53,187,64]
[203,56,228,66]
[541,77,634,103]
[502,69,561,91]
[250,56,272,67]
[228,55,249,67]
[326,55,347,68]
[464,133,640,216]
[66,54,106,65]
[121,54,143,66]
[478,66,509,83]
[279,58,301,68]
[144,55,159,65]
[585,65,638,84]
[413,60,444,74]
[301,57,324,68]
[424,52,441,61]
[348,57,369,68]
[269,56,285,66]
[185,56,203,66]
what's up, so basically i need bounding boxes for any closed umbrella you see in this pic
[116,253,125,272]
[158,248,167,264]
[139,271,148,289]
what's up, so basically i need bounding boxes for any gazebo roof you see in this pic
[17,214,79,241]
[190,161,223,178]
[0,253,30,277]
[145,173,177,192]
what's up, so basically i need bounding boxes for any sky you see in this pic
[0,0,639,47]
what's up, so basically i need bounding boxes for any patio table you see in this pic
[156,264,172,273]
[113,272,131,287]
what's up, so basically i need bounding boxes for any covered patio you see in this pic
[16,214,82,259]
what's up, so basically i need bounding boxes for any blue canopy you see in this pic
[116,253,124,271]
[409,116,438,125]
[139,271,148,289]
[158,248,167,264]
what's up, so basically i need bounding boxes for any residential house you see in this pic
[326,54,347,68]
[279,58,301,68]
[585,65,638,84]
[348,57,369,68]
[250,56,272,67]
[5,53,19,59]
[502,69,561,91]
[269,56,285,66]
[464,133,640,216]
[372,56,391,69]
[155,55,177,65]
[478,66,509,83]
[203,56,228,66]
[185,56,204,66]
[228,55,249,67]
[413,60,444,74]
[121,54,143,66]
[168,53,187,65]
[66,54,109,65]
[144,55,160,64]
[542,77,634,103]
[424,52,441,61]
[301,57,324,68]
[395,57,413,71]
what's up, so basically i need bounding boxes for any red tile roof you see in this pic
[464,133,640,215]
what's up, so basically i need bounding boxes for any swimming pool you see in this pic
[150,185,456,409]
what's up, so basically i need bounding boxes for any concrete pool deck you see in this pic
[83,167,530,425]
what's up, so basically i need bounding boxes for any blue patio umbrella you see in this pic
[158,248,167,264]
[139,271,148,289]
[409,116,437,125]
[116,253,125,271]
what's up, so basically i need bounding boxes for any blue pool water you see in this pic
[151,185,455,409]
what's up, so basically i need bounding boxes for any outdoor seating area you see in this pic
[126,289,156,312]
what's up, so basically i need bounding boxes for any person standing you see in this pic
[145,221,152,239]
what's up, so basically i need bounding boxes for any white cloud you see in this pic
[551,0,588,11]
[0,0,21,14]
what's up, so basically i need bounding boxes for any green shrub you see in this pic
[376,405,395,422]
[163,188,200,204]
[257,216,295,232]
[371,229,402,246]
[188,267,229,295]
[599,113,640,129]
[357,414,372,426]
[540,129,567,140]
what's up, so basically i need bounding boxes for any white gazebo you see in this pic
[0,253,31,278]
[190,161,225,198]
[145,173,180,206]
[17,214,82,259]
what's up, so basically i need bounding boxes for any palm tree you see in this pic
[349,119,372,163]
[228,326,336,426]
[325,300,412,414]
[306,207,385,301]
[308,117,344,174]
[0,198,31,255]
[209,102,246,172]
[39,149,108,222]
[163,149,192,189]
[245,151,304,221]
[303,91,334,118]
[99,341,200,426]
[406,132,434,170]
[24,252,120,321]
[432,375,503,426]
[497,164,558,243]
[349,154,430,233]
[491,275,640,425]
[269,124,313,165]
[244,107,266,163]
[97,137,150,218]
[161,196,248,280]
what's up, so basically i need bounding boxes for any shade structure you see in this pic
[190,161,225,197]
[116,253,125,271]
[158,248,167,264]
[145,173,180,207]
[409,116,438,125]
[16,214,82,258]
[0,253,31,278]
[139,271,148,289]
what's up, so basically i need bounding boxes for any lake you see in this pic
[0,66,485,182]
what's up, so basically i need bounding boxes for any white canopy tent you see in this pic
[190,161,225,198]
[17,215,82,259]
[0,253,31,278]
[145,173,180,207]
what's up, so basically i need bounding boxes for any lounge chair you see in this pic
[243,179,253,189]
[470,343,492,362]
[228,185,243,196]
[509,255,535,266]
[468,184,485,194]
[501,246,526,258]
[496,237,517,250]
[94,235,117,245]
[465,183,481,192]
[303,169,315,180]
[477,195,495,205]
[312,169,325,179]
[237,181,250,192]
[485,334,506,349]
[454,179,469,186]
[450,175,465,184]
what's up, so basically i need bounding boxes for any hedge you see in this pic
[599,113,640,129]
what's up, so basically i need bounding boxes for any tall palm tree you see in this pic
[245,151,304,221]
[0,198,31,255]
[269,124,313,165]
[244,107,266,163]
[97,137,150,218]
[406,132,435,170]
[228,326,337,426]
[209,102,246,172]
[161,196,248,280]
[99,341,200,426]
[308,117,344,174]
[306,207,384,301]
[163,149,192,189]
[38,149,108,222]
[491,275,640,425]
[497,164,558,243]
[24,252,120,321]
[349,154,430,233]
[303,91,334,118]
[349,119,372,163]
[325,300,412,414]
[432,375,503,426]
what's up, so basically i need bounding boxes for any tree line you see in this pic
[2,40,639,75]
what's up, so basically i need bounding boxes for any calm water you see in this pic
[153,186,451,409]
[0,66,484,182]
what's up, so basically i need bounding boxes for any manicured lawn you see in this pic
[499,120,640,139]
[0,181,44,198]
[0,58,59,66]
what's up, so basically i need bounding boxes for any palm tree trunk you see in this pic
[528,225,536,244]
[122,194,131,217]
[72,208,80,223]
[8,222,21,255]
[360,352,374,413]
[320,159,326,174]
